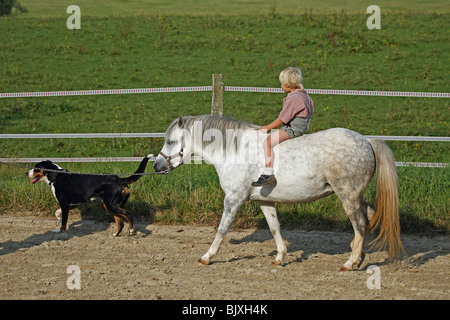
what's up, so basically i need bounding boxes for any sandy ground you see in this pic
[0,215,448,300]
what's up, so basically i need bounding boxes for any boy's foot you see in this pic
[251,175,277,187]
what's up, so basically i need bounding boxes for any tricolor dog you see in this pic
[26,155,152,236]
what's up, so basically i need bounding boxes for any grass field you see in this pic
[0,1,448,233]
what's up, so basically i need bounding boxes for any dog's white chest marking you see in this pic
[43,177,58,201]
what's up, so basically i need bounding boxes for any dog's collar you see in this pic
[43,175,55,187]
[44,169,67,186]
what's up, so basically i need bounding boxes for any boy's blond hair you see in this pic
[279,67,305,92]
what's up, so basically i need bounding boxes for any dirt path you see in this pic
[0,215,448,300]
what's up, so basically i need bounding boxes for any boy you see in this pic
[252,67,314,187]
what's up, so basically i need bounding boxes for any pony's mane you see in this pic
[167,115,259,136]
[166,115,260,151]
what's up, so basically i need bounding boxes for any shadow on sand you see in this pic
[225,226,449,269]
[0,200,156,256]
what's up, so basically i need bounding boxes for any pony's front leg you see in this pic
[198,195,244,265]
[259,202,287,266]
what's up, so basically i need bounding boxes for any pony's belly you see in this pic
[249,183,334,204]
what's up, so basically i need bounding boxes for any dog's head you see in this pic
[27,160,66,184]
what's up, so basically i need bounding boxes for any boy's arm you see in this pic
[260,118,284,133]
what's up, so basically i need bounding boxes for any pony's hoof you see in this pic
[128,229,136,236]
[338,266,352,272]
[197,258,211,266]
[272,259,285,266]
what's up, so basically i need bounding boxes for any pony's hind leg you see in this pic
[259,203,287,266]
[339,198,370,272]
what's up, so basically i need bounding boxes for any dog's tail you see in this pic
[120,154,153,185]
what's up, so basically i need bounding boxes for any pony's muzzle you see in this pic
[152,156,171,175]
[153,159,167,173]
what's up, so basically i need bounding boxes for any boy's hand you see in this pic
[259,126,269,133]
[259,118,283,134]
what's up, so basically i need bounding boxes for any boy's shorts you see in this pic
[280,117,309,139]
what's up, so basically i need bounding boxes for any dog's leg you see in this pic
[104,202,135,236]
[53,205,69,233]
[112,216,124,237]
[119,188,135,236]
[116,208,135,236]
[122,209,136,236]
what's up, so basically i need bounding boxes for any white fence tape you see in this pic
[365,136,449,142]
[394,162,447,168]
[1,133,448,142]
[0,86,213,98]
[225,86,450,98]
[1,157,150,163]
[0,157,446,168]
[1,86,449,98]
[0,133,165,139]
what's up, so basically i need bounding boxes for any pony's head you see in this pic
[153,116,188,173]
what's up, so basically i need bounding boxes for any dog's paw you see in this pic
[52,228,63,233]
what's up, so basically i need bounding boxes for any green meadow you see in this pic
[0,1,448,233]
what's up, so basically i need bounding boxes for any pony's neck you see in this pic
[190,127,224,165]
[188,124,262,166]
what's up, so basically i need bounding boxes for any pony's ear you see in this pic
[177,116,185,128]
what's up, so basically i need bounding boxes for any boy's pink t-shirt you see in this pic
[278,89,314,124]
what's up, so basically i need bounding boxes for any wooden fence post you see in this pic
[211,74,224,116]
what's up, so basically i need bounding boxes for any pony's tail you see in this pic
[368,139,405,262]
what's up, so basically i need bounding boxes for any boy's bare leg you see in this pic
[263,129,290,169]
[253,129,290,187]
